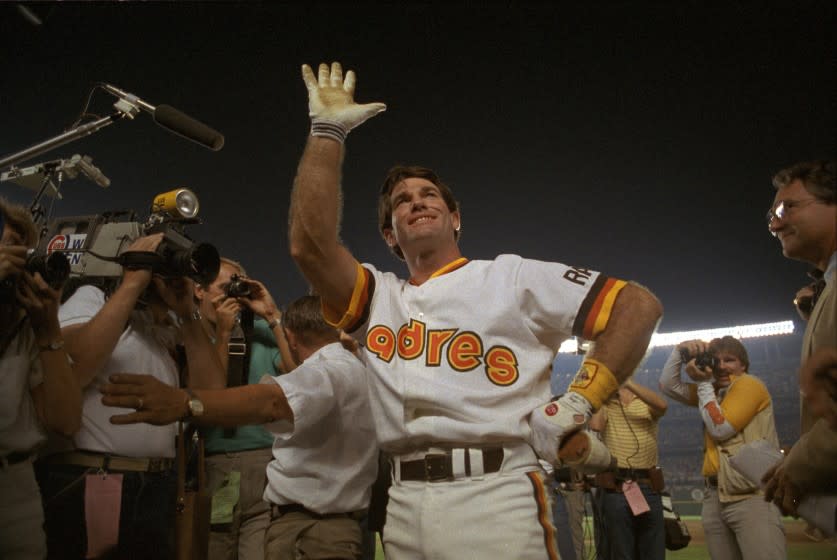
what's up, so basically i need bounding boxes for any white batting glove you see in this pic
[302,62,387,143]
[528,392,593,465]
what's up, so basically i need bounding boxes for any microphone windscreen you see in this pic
[153,104,225,151]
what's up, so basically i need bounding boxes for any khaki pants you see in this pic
[701,487,786,560]
[206,448,273,560]
[265,508,362,560]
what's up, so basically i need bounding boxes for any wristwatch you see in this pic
[176,309,202,328]
[184,389,204,418]
[39,339,65,352]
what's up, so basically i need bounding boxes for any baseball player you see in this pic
[289,61,663,559]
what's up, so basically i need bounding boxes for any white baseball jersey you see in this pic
[327,254,626,453]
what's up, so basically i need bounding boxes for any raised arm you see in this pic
[19,271,82,437]
[289,62,386,315]
[659,343,701,406]
[61,234,163,388]
[623,379,668,419]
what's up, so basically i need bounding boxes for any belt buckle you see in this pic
[228,342,246,356]
[424,453,450,482]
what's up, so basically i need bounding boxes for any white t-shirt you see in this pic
[262,342,377,514]
[337,255,623,453]
[0,319,46,455]
[59,285,179,458]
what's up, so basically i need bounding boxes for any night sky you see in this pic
[2,2,834,332]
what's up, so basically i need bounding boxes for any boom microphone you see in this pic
[74,155,111,188]
[101,83,225,151]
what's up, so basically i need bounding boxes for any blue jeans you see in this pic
[36,462,177,559]
[549,478,583,560]
[594,482,664,560]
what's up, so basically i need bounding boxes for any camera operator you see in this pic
[35,232,225,559]
[194,257,297,560]
[0,198,82,559]
[660,336,785,560]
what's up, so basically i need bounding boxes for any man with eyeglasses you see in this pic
[762,160,836,517]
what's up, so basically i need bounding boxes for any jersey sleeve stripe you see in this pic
[322,262,374,332]
[572,276,627,339]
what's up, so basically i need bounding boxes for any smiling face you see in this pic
[381,177,461,261]
[769,179,837,269]
[713,351,746,388]
[378,165,460,260]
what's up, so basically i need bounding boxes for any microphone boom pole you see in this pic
[0,112,126,170]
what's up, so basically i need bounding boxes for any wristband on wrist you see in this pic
[310,119,348,144]
[569,358,620,410]
[266,317,281,330]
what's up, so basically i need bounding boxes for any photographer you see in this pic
[35,232,225,559]
[660,336,785,560]
[0,198,82,559]
[194,257,296,560]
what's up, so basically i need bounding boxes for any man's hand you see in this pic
[0,244,26,282]
[685,361,713,382]
[16,271,62,337]
[762,462,801,516]
[212,292,242,335]
[101,373,188,426]
[529,392,593,465]
[121,233,164,291]
[236,278,278,321]
[302,62,386,136]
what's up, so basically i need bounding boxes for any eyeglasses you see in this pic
[766,198,822,226]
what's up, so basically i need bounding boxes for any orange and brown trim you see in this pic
[527,471,559,560]
[409,257,469,285]
[323,262,375,332]
[572,276,627,339]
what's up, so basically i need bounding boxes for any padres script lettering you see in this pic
[366,319,520,386]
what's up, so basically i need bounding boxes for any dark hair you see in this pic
[0,197,38,248]
[377,165,460,259]
[709,336,749,371]
[283,295,339,346]
[772,160,836,204]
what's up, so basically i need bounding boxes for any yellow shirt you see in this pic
[601,397,659,469]
[685,374,771,476]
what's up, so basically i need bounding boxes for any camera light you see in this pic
[151,188,200,219]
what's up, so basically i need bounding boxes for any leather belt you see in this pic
[0,450,33,468]
[43,451,174,473]
[706,475,718,487]
[270,503,364,520]
[398,447,504,482]
[616,467,651,479]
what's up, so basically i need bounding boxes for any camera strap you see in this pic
[223,309,253,439]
